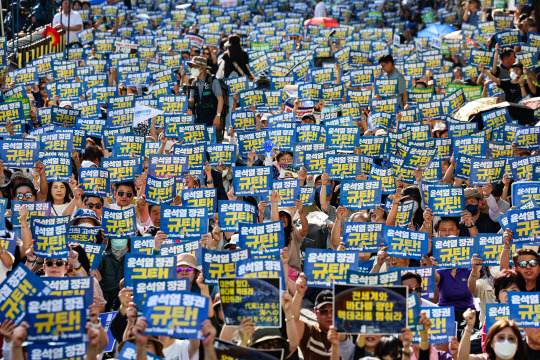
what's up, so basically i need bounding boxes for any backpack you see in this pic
[205,74,229,142]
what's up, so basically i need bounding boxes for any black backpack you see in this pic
[205,74,229,142]
[300,223,330,253]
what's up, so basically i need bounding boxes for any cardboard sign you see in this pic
[101,207,137,239]
[202,248,251,286]
[238,221,285,260]
[160,206,208,240]
[123,254,176,289]
[217,201,257,232]
[343,222,384,252]
[339,180,383,210]
[304,249,359,288]
[383,226,429,260]
[433,236,474,268]
[508,292,540,328]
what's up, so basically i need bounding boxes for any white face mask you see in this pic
[510,72,519,80]
[191,68,200,77]
[77,222,94,228]
[404,200,419,214]
[493,340,517,360]
[489,266,500,278]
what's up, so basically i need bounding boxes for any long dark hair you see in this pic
[484,320,525,360]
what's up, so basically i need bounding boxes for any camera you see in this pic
[181,83,195,95]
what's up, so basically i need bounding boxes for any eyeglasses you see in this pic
[177,266,194,273]
[117,191,133,198]
[318,309,332,316]
[45,260,66,267]
[16,192,33,200]
[517,259,538,268]
[255,339,285,350]
[85,202,102,209]
[409,286,423,293]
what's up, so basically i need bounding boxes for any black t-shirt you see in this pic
[525,343,540,360]
[499,80,527,103]
[459,213,501,236]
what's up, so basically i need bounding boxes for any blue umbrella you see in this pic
[417,24,457,39]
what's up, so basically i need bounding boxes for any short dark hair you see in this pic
[494,269,526,302]
[11,180,37,199]
[401,272,423,287]
[500,48,515,60]
[434,217,460,233]
[83,145,103,163]
[512,248,540,266]
[83,195,103,204]
[375,336,402,358]
[378,53,394,65]
[116,181,137,194]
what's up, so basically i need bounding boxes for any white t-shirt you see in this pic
[314,2,327,17]
[162,339,199,360]
[52,11,83,44]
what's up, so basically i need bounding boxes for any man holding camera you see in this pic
[187,57,224,137]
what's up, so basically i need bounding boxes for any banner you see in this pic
[101,207,137,239]
[236,259,286,291]
[469,157,506,186]
[148,154,188,179]
[79,168,110,198]
[219,278,281,327]
[343,222,384,252]
[412,306,456,344]
[238,221,284,260]
[508,292,540,328]
[143,291,209,339]
[160,206,208,240]
[512,181,540,207]
[27,343,87,360]
[25,295,86,342]
[42,277,94,315]
[383,226,429,260]
[304,249,359,288]
[182,188,217,216]
[42,156,72,182]
[217,201,257,232]
[202,248,251,286]
[233,166,273,196]
[123,254,176,289]
[432,236,474,267]
[334,284,408,334]
[499,208,540,242]
[207,144,236,167]
[339,180,383,210]
[33,222,69,259]
[102,156,144,183]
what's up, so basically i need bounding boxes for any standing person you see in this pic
[218,34,253,80]
[462,0,482,26]
[187,56,225,138]
[52,0,83,44]
[378,54,408,109]
[314,0,327,18]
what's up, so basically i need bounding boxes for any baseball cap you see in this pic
[464,188,482,200]
[315,290,333,309]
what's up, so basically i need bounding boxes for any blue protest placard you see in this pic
[412,306,455,344]
[42,277,94,315]
[33,222,69,259]
[299,186,316,207]
[374,78,399,97]
[0,232,16,255]
[99,311,117,353]
[453,136,487,158]
[326,126,360,150]
[334,284,408,334]
[202,248,251,286]
[132,279,190,311]
[469,157,506,186]
[217,201,257,232]
[233,166,273,196]
[304,249,359,288]
[236,259,286,292]
[499,208,540,243]
[101,207,137,239]
[496,30,522,47]
[0,140,39,168]
[343,222,384,252]
[357,136,389,158]
[24,295,86,342]
[147,154,188,179]
[27,343,88,360]
[145,175,176,205]
[433,237,474,267]
[238,221,284,260]
[486,304,509,332]
[11,201,51,228]
[339,180,383,210]
[143,291,209,339]
[346,270,402,286]
[426,186,465,216]
[508,292,540,328]
[160,206,208,239]
[509,154,540,181]
[79,168,110,198]
[42,156,72,183]
[182,188,217,216]
[0,264,52,324]
[123,254,177,289]
[384,226,429,260]
[68,239,103,270]
[207,144,236,167]
[514,127,540,150]
[219,278,281,327]
[40,132,74,152]
[473,233,515,266]
[263,179,300,207]
[512,181,540,207]
[482,108,511,129]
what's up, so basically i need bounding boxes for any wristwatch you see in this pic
[90,318,102,328]
[216,112,221,117]
[467,222,476,228]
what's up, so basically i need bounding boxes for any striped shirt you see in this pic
[299,322,332,360]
